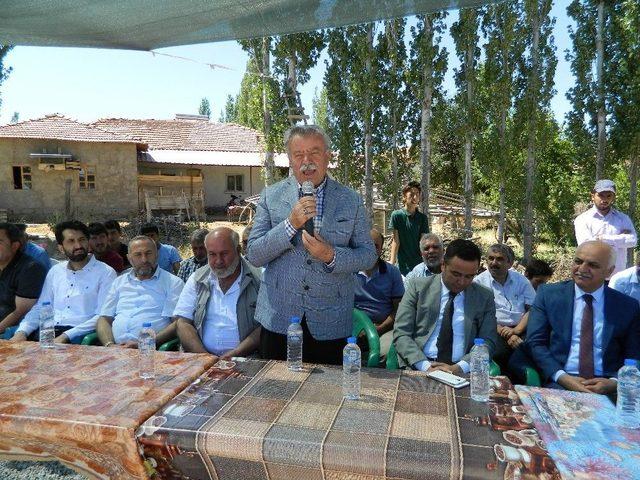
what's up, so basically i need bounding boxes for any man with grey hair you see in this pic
[405,233,444,281]
[511,240,640,394]
[247,125,376,365]
[177,228,209,282]
[474,243,536,368]
[174,227,262,359]
[96,235,184,347]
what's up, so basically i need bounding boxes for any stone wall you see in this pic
[0,139,139,222]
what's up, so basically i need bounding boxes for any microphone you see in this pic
[301,180,315,235]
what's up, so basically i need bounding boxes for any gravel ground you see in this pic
[0,461,86,479]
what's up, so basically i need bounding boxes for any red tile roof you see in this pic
[92,118,265,152]
[0,114,143,144]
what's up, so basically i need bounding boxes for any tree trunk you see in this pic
[386,22,400,211]
[363,25,374,220]
[262,38,274,185]
[595,0,606,180]
[420,15,434,226]
[523,6,541,264]
[497,28,509,244]
[463,16,475,238]
[628,140,639,267]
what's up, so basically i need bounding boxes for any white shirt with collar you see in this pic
[574,206,637,274]
[100,266,184,343]
[609,266,640,305]
[173,265,243,355]
[474,269,536,326]
[414,278,470,373]
[552,283,606,382]
[17,255,117,341]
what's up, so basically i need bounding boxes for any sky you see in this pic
[0,1,574,127]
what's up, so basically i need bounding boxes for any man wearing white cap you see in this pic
[574,179,637,275]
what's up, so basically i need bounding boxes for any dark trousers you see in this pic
[26,325,73,342]
[259,317,345,366]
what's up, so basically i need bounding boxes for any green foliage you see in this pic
[311,87,329,131]
[219,94,237,123]
[198,97,211,119]
[0,45,13,112]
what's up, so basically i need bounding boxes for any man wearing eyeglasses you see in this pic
[474,244,536,369]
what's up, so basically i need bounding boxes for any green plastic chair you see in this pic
[351,308,380,368]
[158,338,180,351]
[81,332,100,345]
[82,331,179,351]
[524,367,542,386]
[386,341,501,376]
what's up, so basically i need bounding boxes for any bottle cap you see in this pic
[142,322,152,328]
[289,316,301,324]
[473,338,485,345]
[624,359,638,367]
[347,336,356,344]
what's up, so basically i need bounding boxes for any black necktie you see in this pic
[437,291,458,363]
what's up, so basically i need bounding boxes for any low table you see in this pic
[137,359,560,479]
[0,341,216,479]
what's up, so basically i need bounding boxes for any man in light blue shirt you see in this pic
[354,229,404,357]
[96,236,184,347]
[140,223,181,274]
[474,244,536,369]
[404,234,443,281]
[16,224,50,272]
[609,252,640,305]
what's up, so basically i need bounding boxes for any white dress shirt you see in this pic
[415,279,470,373]
[100,267,184,343]
[552,284,606,382]
[173,266,243,355]
[18,255,117,341]
[474,269,536,326]
[574,206,637,275]
[609,266,640,305]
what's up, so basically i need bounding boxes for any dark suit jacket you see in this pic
[393,274,497,368]
[523,280,640,382]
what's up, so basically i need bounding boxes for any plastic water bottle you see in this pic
[138,322,156,379]
[617,359,640,428]
[39,302,55,348]
[343,337,361,400]
[470,338,490,402]
[287,316,303,371]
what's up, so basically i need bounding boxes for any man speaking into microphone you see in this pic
[247,125,376,364]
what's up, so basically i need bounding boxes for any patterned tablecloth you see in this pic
[0,341,216,479]
[137,359,560,479]
[517,385,640,480]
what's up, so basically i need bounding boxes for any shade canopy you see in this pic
[0,0,496,51]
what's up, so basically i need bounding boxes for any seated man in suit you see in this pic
[393,239,497,375]
[175,227,262,360]
[515,240,640,394]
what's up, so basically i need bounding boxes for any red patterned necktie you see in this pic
[578,294,594,379]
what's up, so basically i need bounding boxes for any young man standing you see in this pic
[574,179,637,276]
[105,220,130,268]
[389,181,429,276]
[140,223,181,274]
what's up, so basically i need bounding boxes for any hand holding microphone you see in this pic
[289,181,317,232]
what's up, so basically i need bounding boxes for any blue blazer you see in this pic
[246,176,376,340]
[523,280,640,382]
